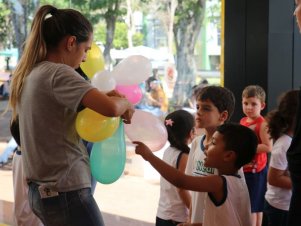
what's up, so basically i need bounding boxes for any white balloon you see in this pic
[124,110,168,152]
[111,55,152,85]
[91,70,116,93]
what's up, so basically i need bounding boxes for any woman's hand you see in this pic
[121,106,135,124]
[106,90,125,98]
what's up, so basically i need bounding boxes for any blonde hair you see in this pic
[9,5,92,120]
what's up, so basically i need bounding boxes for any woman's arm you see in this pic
[81,88,134,123]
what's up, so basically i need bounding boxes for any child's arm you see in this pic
[258,121,273,153]
[177,153,191,208]
[134,141,223,194]
[268,167,292,189]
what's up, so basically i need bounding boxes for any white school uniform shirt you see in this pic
[203,175,252,226]
[185,135,246,223]
[157,146,188,222]
[185,135,216,223]
[265,134,292,211]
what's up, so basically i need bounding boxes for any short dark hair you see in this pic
[197,86,235,121]
[217,123,257,168]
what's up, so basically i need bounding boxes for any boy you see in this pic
[185,85,235,225]
[240,85,272,226]
[134,123,257,226]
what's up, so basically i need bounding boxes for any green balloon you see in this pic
[90,120,126,184]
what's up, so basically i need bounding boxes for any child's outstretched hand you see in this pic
[133,141,153,161]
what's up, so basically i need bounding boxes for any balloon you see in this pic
[90,120,126,184]
[76,108,119,142]
[124,110,167,151]
[116,84,143,105]
[80,42,105,79]
[91,70,116,92]
[111,55,152,85]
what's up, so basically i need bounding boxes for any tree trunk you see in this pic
[104,15,116,69]
[9,0,27,59]
[167,0,177,55]
[172,0,206,108]
[126,0,133,48]
[103,1,120,70]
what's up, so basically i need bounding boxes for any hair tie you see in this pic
[50,8,58,16]
[165,119,174,126]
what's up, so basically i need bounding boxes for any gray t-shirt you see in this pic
[18,61,94,192]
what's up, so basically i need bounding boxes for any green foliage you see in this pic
[94,22,106,44]
[40,0,69,8]
[132,32,144,46]
[94,21,144,49]
[207,0,221,30]
[0,1,11,47]
[113,22,128,49]
[94,22,127,49]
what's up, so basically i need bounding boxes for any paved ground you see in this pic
[0,169,159,226]
[0,99,160,226]
[0,100,11,142]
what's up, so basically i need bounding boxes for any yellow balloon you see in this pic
[76,108,120,142]
[80,42,105,79]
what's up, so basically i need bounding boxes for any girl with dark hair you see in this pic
[264,90,299,226]
[156,110,195,226]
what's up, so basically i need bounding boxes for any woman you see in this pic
[286,2,301,226]
[9,5,134,226]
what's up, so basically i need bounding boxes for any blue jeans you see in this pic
[28,182,105,226]
[264,200,288,226]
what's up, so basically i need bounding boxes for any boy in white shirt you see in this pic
[134,123,257,226]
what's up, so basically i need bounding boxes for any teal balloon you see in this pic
[90,120,126,184]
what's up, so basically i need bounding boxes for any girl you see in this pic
[264,90,299,226]
[9,5,134,226]
[156,110,195,226]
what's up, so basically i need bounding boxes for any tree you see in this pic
[0,1,11,49]
[172,0,206,107]
[93,0,125,68]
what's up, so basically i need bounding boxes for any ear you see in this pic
[219,111,229,122]
[261,102,266,110]
[66,36,77,51]
[224,150,236,163]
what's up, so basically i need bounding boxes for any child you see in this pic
[185,85,235,225]
[156,109,195,226]
[10,118,43,226]
[264,90,299,226]
[134,123,257,226]
[240,85,273,226]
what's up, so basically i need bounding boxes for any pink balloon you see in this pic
[116,84,143,105]
[124,110,167,152]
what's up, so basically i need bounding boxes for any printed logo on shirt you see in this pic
[193,160,215,176]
